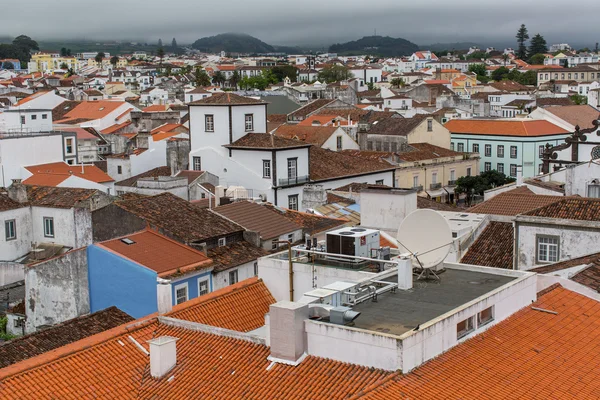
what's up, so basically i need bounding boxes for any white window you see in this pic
[245,114,254,131]
[537,236,559,263]
[31,114,37,120]
[484,162,491,172]
[450,170,456,181]
[450,142,454,151]
[510,164,517,177]
[497,145,504,158]
[484,144,491,157]
[5,220,16,240]
[457,143,464,152]
[198,279,210,296]
[175,283,188,304]
[427,120,433,132]
[43,217,54,238]
[288,194,299,211]
[498,163,504,174]
[336,136,343,150]
[42,114,48,120]
[263,160,271,178]
[457,316,475,339]
[271,239,278,250]
[193,157,202,171]
[587,183,600,198]
[218,237,226,247]
[477,307,494,327]
[432,172,437,184]
[229,269,238,285]
[539,145,545,158]
[413,176,419,188]
[466,167,471,177]
[510,146,517,158]
[472,143,479,153]
[205,114,214,132]
[287,158,297,179]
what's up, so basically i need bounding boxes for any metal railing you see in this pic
[430,182,442,190]
[413,185,423,192]
[447,180,457,186]
[278,175,310,186]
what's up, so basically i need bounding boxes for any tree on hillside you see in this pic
[13,35,39,52]
[318,65,351,83]
[95,52,105,64]
[9,35,39,63]
[466,51,488,60]
[529,53,546,65]
[491,66,510,81]
[528,34,548,61]
[516,24,529,60]
[110,56,119,68]
[507,69,537,85]
[195,67,211,87]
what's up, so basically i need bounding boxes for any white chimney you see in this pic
[516,165,523,187]
[268,301,309,364]
[397,256,413,290]
[148,336,179,378]
[157,279,172,315]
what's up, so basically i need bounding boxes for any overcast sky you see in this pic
[2,0,598,48]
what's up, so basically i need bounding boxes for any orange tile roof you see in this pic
[114,107,133,121]
[142,104,169,112]
[445,119,570,136]
[424,79,450,84]
[152,131,181,141]
[56,101,128,123]
[354,285,600,399]
[13,90,52,106]
[101,120,132,134]
[24,162,113,185]
[150,123,186,135]
[275,125,341,146]
[166,277,274,331]
[98,229,213,278]
[297,114,350,127]
[468,190,564,216]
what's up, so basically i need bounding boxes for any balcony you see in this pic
[412,185,423,192]
[430,182,442,190]
[278,175,310,187]
[447,180,457,186]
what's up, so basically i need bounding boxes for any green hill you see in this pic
[329,36,419,57]
[192,33,275,54]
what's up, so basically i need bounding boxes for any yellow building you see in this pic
[29,53,78,72]
[87,57,128,69]
[451,73,480,96]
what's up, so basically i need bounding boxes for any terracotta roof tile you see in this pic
[417,196,465,212]
[207,241,269,272]
[174,170,204,184]
[24,162,113,185]
[274,125,340,146]
[0,193,27,211]
[25,185,99,209]
[0,307,133,369]
[115,193,243,243]
[536,97,575,107]
[142,104,169,112]
[531,252,600,291]
[543,105,600,129]
[288,99,335,119]
[524,197,600,221]
[461,221,514,269]
[55,100,128,122]
[445,119,569,137]
[214,201,301,240]
[190,92,267,106]
[98,230,212,278]
[115,166,172,187]
[488,80,532,92]
[166,277,273,331]
[225,132,311,150]
[354,286,600,400]
[468,191,564,216]
[310,147,395,181]
[263,204,348,234]
[396,142,462,161]
[364,115,429,136]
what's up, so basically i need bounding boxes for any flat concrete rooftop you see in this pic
[350,269,515,336]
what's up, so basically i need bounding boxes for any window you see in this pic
[510,164,517,177]
[20,116,25,125]
[262,160,271,178]
[205,114,214,132]
[287,233,294,243]
[484,144,491,157]
[287,158,297,179]
[254,262,258,276]
[457,316,474,339]
[65,138,73,154]
[376,179,384,185]
[31,114,37,120]
[510,146,517,158]
[288,194,299,211]
[537,235,559,263]
[484,162,491,172]
[5,220,16,241]
[271,239,278,250]
[466,167,471,177]
[229,269,239,285]
[450,170,456,181]
[117,165,122,174]
[457,143,464,152]
[472,143,479,153]
[427,120,433,132]
[245,114,254,131]
[193,156,202,171]
[43,217,54,238]
[413,175,419,188]
[218,237,226,247]
[497,145,504,158]
[432,172,437,184]
[42,114,48,120]
[497,163,504,174]
[450,142,454,151]
[477,307,494,327]
[539,145,545,158]
[336,136,343,151]
[587,183,600,198]
[198,279,209,296]
[175,283,188,304]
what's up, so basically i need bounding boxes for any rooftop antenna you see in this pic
[396,209,453,281]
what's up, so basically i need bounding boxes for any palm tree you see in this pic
[229,71,241,89]
[213,71,226,87]
[94,52,105,64]
[156,47,165,72]
[110,56,119,69]
[502,53,510,66]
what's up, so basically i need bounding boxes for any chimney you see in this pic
[156,279,172,315]
[516,165,523,187]
[397,255,413,290]
[268,301,309,364]
[148,336,179,378]
[7,179,27,203]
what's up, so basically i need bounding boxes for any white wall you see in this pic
[11,92,65,112]
[131,140,168,176]
[275,148,310,183]
[0,110,53,132]
[189,105,234,157]
[0,263,24,286]
[58,175,113,195]
[115,185,188,200]
[321,128,359,151]
[31,207,76,247]
[212,261,257,291]
[360,190,417,231]
[230,104,267,142]
[0,207,32,261]
[107,157,132,181]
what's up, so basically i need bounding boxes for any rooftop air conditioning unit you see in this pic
[325,227,380,262]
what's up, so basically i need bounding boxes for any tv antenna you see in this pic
[396,209,453,281]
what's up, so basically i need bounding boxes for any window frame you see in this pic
[510,164,517,177]
[43,217,54,238]
[510,145,518,159]
[536,234,560,264]
[228,269,239,285]
[456,316,475,339]
[244,113,254,132]
[484,144,492,157]
[472,143,479,153]
[117,165,122,175]
[427,119,433,132]
[198,278,210,296]
[287,158,298,179]
[5,219,16,241]
[457,143,464,152]
[288,194,299,211]
[497,163,504,174]
[205,114,214,132]
[271,239,278,250]
[218,237,226,247]
[477,306,494,327]
[262,160,271,178]
[336,135,343,151]
[497,145,504,158]
[484,162,491,172]
[174,282,189,305]
[193,156,202,171]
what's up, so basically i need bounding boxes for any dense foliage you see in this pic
[455,170,516,206]
[329,35,419,57]
[0,35,39,64]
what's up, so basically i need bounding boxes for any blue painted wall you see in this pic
[87,245,158,318]
[171,271,212,305]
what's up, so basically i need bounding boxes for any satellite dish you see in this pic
[397,209,453,280]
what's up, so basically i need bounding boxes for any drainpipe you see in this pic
[277,240,294,301]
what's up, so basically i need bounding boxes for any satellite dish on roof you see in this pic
[397,209,453,280]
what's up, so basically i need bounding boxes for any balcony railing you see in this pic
[447,180,457,186]
[430,182,442,190]
[412,185,423,192]
[278,175,310,186]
